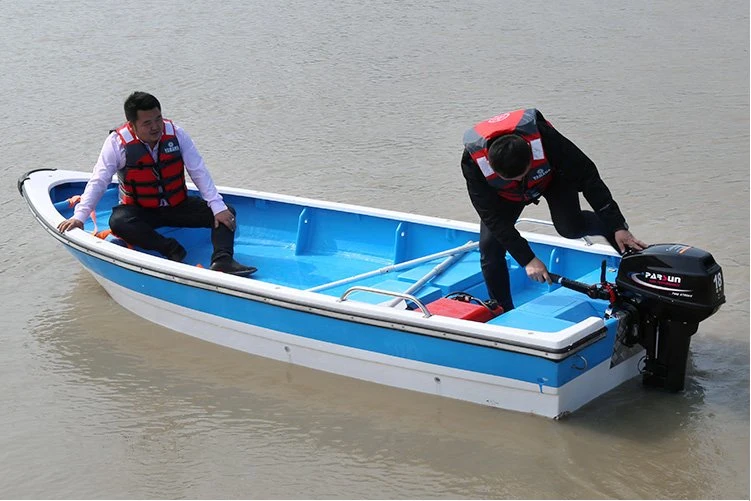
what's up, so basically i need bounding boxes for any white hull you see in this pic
[92,270,642,419]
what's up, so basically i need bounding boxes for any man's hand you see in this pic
[214,209,236,231]
[525,257,551,284]
[614,229,647,253]
[57,218,83,233]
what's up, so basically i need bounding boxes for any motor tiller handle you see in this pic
[548,273,613,301]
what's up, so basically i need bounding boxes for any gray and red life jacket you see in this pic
[114,119,188,208]
[463,109,554,203]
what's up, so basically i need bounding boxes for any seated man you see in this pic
[462,108,646,311]
[58,91,256,276]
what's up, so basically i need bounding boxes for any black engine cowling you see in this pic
[616,244,725,391]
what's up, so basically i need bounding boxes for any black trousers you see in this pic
[480,180,617,311]
[109,197,236,263]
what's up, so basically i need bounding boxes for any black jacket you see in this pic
[461,116,627,267]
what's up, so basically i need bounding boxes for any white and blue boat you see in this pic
[18,168,725,418]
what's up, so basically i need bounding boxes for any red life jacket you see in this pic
[463,109,554,203]
[114,119,188,208]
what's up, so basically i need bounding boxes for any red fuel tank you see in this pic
[426,296,502,323]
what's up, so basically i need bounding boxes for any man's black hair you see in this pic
[124,91,162,123]
[487,134,532,179]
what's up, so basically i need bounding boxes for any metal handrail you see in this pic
[306,240,478,293]
[515,217,593,246]
[338,286,432,317]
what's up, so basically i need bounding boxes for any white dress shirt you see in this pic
[73,123,227,223]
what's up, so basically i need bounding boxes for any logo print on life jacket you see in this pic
[488,113,511,123]
[531,166,550,181]
[163,141,180,154]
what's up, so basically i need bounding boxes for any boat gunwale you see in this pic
[20,169,619,360]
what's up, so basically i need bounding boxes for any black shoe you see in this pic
[164,240,187,262]
[209,258,257,277]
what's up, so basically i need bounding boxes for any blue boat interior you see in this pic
[51,182,622,331]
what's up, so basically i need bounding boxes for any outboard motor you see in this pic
[615,244,725,391]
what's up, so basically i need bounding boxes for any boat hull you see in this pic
[73,245,642,419]
[21,168,646,418]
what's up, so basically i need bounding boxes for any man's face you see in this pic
[498,161,532,182]
[131,107,164,146]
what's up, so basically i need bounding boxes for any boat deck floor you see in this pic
[55,196,614,331]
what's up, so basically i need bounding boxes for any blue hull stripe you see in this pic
[72,248,619,388]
